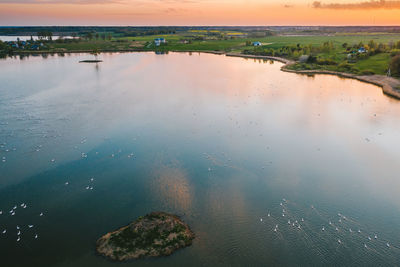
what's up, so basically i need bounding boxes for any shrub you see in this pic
[389,55,400,77]
[317,58,337,65]
[307,55,317,63]
[390,49,400,57]
[360,69,375,75]
[338,62,359,74]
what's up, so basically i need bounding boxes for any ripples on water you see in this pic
[1,52,400,266]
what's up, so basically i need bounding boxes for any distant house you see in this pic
[358,47,367,53]
[252,41,262,47]
[154,38,166,46]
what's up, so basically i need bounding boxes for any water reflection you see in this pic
[1,52,400,266]
[149,160,193,212]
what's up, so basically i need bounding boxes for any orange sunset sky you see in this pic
[0,0,399,26]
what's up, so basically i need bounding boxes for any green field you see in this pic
[4,30,400,77]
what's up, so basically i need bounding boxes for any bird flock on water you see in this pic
[260,198,396,253]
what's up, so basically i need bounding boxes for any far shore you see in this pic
[10,49,400,100]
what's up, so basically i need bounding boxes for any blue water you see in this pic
[1,52,400,266]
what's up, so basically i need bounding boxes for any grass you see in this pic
[8,31,400,78]
[354,53,390,75]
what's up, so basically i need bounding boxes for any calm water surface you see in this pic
[1,52,400,266]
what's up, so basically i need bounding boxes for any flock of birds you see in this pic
[0,57,398,266]
[260,198,396,254]
[0,203,43,242]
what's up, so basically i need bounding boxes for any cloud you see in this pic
[0,0,125,4]
[312,0,400,9]
[0,0,202,3]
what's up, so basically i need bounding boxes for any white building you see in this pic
[154,38,166,46]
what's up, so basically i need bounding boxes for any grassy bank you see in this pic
[2,29,400,77]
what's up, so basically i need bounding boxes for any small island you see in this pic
[96,212,194,261]
[79,60,102,63]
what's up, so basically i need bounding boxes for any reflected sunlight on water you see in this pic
[1,52,400,266]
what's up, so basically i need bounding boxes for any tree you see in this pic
[389,55,400,77]
[92,48,100,60]
[368,40,377,49]
[85,32,93,40]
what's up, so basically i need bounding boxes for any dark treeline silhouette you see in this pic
[1,26,400,36]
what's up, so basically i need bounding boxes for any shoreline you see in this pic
[10,49,400,100]
[226,52,400,100]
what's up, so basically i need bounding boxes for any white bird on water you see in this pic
[364,244,368,248]
[28,225,33,228]
[387,243,390,247]
[35,234,38,239]
[322,226,325,231]
[16,226,20,230]
[39,212,44,216]
[65,182,69,185]
[267,213,270,217]
[17,231,21,236]
[374,234,378,239]
[17,237,20,242]
[368,236,372,241]
[358,229,361,233]
[336,227,339,231]
[260,218,263,222]
[338,239,341,244]
[0,210,2,215]
[2,229,6,234]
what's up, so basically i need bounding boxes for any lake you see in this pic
[1,52,400,266]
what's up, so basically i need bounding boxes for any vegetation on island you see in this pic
[96,212,194,261]
[1,26,400,78]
